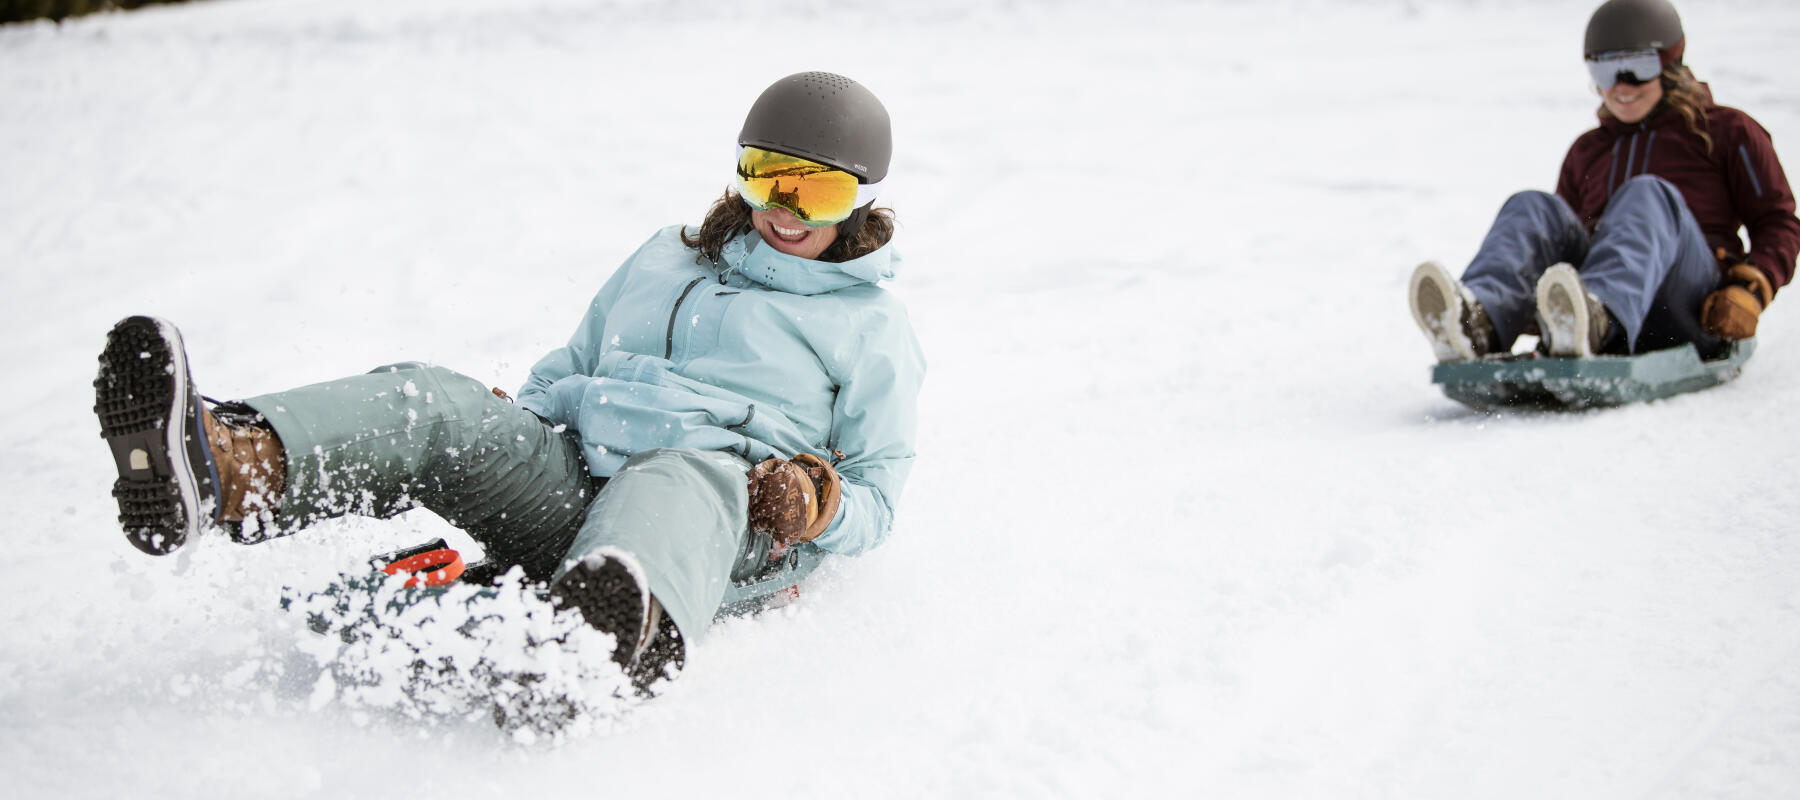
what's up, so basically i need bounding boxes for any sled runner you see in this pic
[1431,339,1755,411]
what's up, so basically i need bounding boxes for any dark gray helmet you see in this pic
[1585,0,1684,59]
[739,72,891,185]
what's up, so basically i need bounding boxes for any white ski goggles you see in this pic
[1586,49,1663,90]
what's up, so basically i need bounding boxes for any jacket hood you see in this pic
[718,230,900,295]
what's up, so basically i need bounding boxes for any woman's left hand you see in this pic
[1702,261,1774,339]
[747,453,842,550]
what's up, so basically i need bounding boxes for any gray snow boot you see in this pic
[1535,264,1612,358]
[1409,261,1499,362]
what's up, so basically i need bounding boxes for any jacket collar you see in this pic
[717,230,900,295]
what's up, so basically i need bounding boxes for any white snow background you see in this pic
[4,0,1800,796]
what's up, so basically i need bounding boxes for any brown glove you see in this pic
[1701,262,1774,340]
[746,452,842,549]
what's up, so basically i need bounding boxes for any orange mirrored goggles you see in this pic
[735,145,883,227]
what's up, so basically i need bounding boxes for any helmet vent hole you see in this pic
[800,71,851,94]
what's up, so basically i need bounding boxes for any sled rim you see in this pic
[1431,339,1756,411]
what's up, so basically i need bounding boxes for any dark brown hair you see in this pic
[1600,63,1712,155]
[680,189,895,265]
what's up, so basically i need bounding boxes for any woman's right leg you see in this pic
[1461,190,1593,345]
[1578,175,1724,354]
[547,447,754,691]
[239,362,594,581]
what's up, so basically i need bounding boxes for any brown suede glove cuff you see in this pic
[790,453,842,541]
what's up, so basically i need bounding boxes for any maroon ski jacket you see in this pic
[1555,84,1800,291]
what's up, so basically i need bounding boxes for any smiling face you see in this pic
[1601,75,1664,124]
[750,206,839,260]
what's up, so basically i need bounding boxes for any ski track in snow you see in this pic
[4,1,1800,797]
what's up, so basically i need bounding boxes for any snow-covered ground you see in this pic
[4,0,1800,796]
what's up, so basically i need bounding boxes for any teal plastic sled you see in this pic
[1431,339,1755,411]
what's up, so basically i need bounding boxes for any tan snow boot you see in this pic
[202,406,286,522]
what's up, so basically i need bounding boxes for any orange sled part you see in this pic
[380,548,466,588]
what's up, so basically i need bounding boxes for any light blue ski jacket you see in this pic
[517,225,924,556]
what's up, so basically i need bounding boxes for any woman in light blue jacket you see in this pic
[93,72,924,693]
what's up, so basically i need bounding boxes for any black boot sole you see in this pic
[93,316,218,555]
[550,555,685,692]
[550,556,649,668]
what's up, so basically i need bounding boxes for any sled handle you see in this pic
[380,548,466,588]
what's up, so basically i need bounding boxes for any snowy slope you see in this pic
[4,0,1800,797]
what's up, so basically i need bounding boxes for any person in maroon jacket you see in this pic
[1408,0,1799,362]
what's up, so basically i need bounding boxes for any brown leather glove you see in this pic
[1701,262,1774,340]
[746,452,842,549]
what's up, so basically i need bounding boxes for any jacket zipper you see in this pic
[1606,137,1624,200]
[1620,131,1639,189]
[666,276,707,359]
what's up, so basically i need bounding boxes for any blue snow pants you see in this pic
[1461,175,1725,355]
[239,361,766,644]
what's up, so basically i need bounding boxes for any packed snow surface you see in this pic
[4,0,1800,797]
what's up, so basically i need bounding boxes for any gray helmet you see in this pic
[739,72,891,185]
[1585,0,1684,60]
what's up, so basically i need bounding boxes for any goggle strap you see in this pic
[854,177,884,208]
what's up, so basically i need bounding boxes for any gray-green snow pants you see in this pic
[239,362,755,643]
